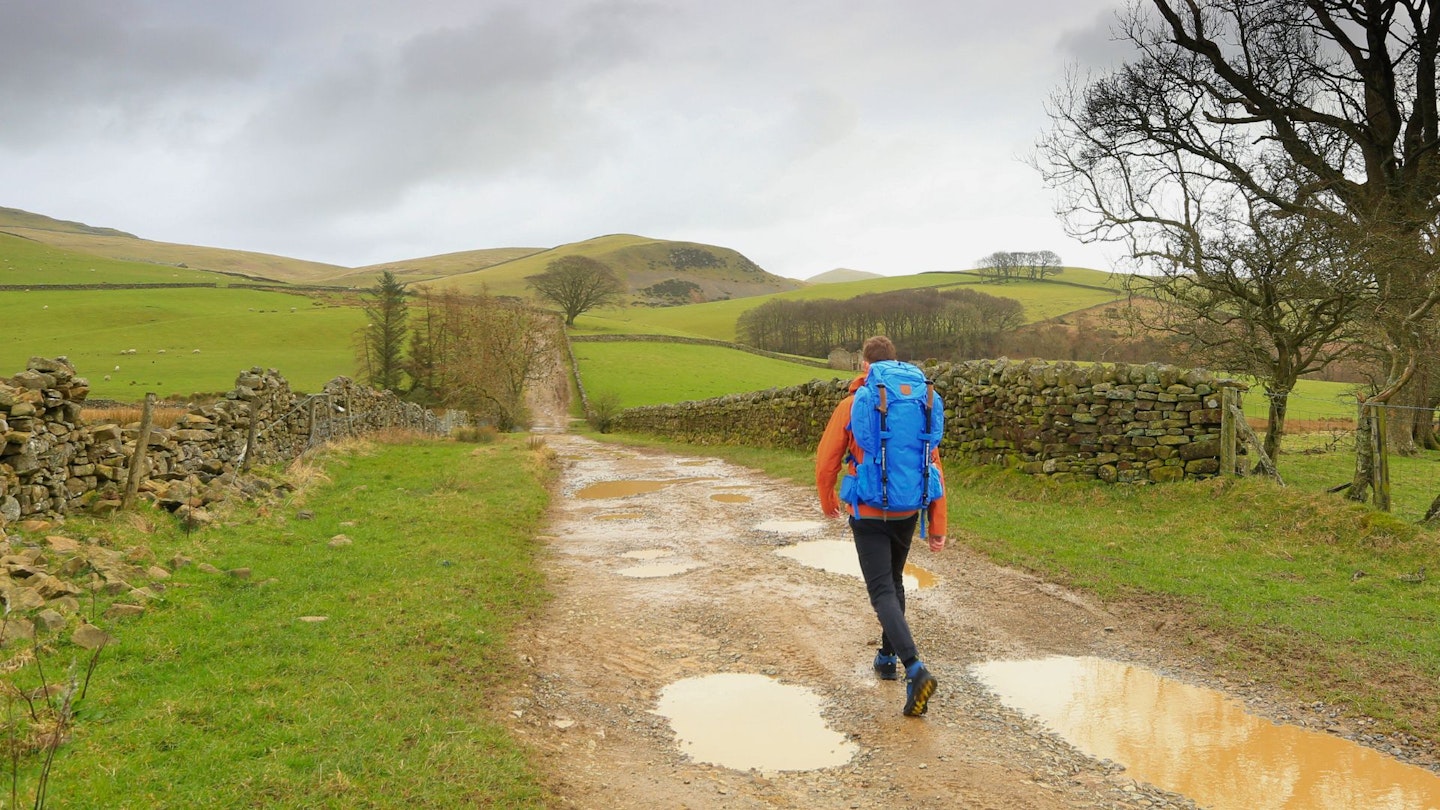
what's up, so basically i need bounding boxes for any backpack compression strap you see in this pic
[919,380,936,539]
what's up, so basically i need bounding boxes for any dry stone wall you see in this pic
[0,357,446,527]
[610,358,1242,484]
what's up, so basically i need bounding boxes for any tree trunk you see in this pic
[1348,401,1374,503]
[1261,383,1290,470]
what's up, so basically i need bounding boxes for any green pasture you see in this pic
[13,437,551,807]
[0,232,232,286]
[0,288,364,399]
[1240,378,1361,423]
[571,268,1127,343]
[571,341,846,408]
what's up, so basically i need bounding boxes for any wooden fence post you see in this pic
[1220,386,1238,477]
[121,393,155,510]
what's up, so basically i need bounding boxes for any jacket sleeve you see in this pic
[815,396,854,515]
[926,446,947,537]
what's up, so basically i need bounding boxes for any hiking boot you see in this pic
[903,661,937,716]
[872,650,899,680]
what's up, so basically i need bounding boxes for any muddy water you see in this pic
[776,539,939,590]
[972,656,1440,810]
[575,478,710,499]
[710,493,752,503]
[654,673,858,772]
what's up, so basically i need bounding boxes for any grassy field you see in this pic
[1238,378,1361,423]
[0,287,364,399]
[571,268,1127,342]
[13,435,552,808]
[571,341,846,408]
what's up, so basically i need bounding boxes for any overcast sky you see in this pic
[0,0,1133,280]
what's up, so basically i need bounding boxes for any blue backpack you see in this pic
[840,360,946,537]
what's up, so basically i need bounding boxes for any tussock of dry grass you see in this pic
[80,406,184,429]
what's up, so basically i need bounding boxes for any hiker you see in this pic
[816,335,946,717]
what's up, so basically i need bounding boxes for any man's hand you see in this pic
[927,534,946,553]
[822,504,843,519]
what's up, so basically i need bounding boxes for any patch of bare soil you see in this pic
[506,358,1427,809]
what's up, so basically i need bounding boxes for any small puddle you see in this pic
[621,549,673,560]
[756,519,825,534]
[711,493,752,503]
[972,656,1440,810]
[678,460,710,467]
[576,478,710,499]
[617,561,698,578]
[655,673,857,772]
[775,539,939,590]
[596,512,646,521]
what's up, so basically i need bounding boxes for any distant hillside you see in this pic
[807,268,882,284]
[330,248,547,286]
[428,234,804,302]
[0,207,346,284]
[0,206,137,238]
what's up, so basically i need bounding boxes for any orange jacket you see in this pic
[816,373,948,536]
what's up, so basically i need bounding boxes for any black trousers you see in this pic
[849,513,918,662]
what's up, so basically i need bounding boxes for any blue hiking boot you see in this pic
[872,650,899,680]
[903,661,937,716]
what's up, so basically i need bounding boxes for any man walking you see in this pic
[816,336,946,717]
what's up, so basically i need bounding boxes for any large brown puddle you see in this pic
[972,656,1440,810]
[576,478,710,499]
[775,539,939,590]
[654,673,857,772]
[710,493,752,503]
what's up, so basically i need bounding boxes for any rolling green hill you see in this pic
[329,247,547,286]
[427,234,805,302]
[574,267,1128,342]
[0,205,1143,407]
[0,232,244,286]
[0,208,346,284]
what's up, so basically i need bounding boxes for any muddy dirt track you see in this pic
[501,368,1424,809]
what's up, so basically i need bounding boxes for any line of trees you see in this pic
[975,250,1062,283]
[355,274,556,431]
[737,287,1025,360]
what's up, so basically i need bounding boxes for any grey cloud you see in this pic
[1056,5,1134,71]
[0,1,261,147]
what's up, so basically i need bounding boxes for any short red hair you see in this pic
[861,336,897,364]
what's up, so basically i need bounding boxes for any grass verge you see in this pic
[591,430,1440,740]
[16,434,554,808]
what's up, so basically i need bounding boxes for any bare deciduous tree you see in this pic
[1036,0,1440,500]
[406,289,556,430]
[1129,207,1371,465]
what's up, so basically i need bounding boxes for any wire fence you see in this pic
[1243,388,1440,523]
